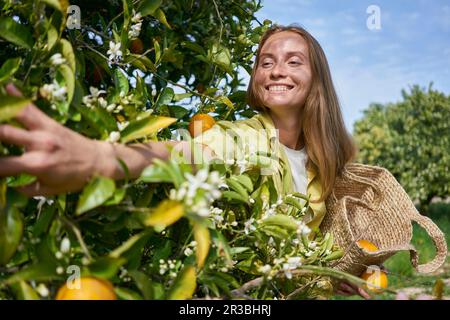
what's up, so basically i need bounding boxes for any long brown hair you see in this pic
[247,24,357,202]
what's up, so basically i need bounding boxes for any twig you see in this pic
[59,215,93,261]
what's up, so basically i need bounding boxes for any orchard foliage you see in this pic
[353,84,450,210]
[0,0,357,300]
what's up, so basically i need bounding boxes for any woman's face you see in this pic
[254,31,313,113]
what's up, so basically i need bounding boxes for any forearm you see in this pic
[94,140,177,180]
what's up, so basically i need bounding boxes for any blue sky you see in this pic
[250,0,450,131]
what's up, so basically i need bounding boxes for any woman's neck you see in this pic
[268,110,304,150]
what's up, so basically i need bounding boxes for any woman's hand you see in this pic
[335,280,371,299]
[0,84,113,196]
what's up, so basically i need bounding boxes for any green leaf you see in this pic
[0,57,21,83]
[57,64,75,104]
[40,0,69,12]
[114,68,129,96]
[11,281,40,300]
[129,270,154,300]
[216,96,234,109]
[168,266,196,300]
[4,263,62,285]
[260,214,298,232]
[0,206,24,265]
[139,164,172,183]
[209,44,232,75]
[181,41,206,56]
[193,222,210,269]
[115,287,143,300]
[222,190,247,203]
[76,105,117,135]
[0,96,30,122]
[151,8,171,29]
[155,87,175,108]
[0,17,34,49]
[60,39,76,72]
[109,230,152,259]
[233,175,253,193]
[120,115,176,143]
[46,24,58,51]
[142,200,184,229]
[89,256,126,279]
[139,0,162,16]
[173,93,192,102]
[76,176,116,215]
[32,205,57,237]
[162,105,189,119]
[128,54,156,72]
[153,39,161,63]
[103,187,126,206]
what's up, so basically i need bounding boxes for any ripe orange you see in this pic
[360,267,388,293]
[188,114,216,137]
[357,239,379,252]
[55,276,117,300]
[130,38,144,54]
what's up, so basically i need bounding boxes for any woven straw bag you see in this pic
[320,163,447,276]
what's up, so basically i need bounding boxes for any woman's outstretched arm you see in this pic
[0,84,180,197]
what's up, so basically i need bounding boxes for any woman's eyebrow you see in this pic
[259,51,307,60]
[259,53,275,60]
[286,51,307,60]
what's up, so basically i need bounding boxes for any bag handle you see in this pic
[410,213,448,273]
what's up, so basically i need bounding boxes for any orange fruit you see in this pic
[130,38,144,54]
[360,267,388,293]
[55,276,117,300]
[196,83,206,94]
[188,114,216,137]
[357,239,378,252]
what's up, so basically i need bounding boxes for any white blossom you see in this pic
[287,256,302,269]
[308,241,317,250]
[82,86,106,108]
[296,221,311,236]
[106,103,117,113]
[40,81,66,102]
[258,264,272,274]
[60,237,71,253]
[107,41,123,63]
[34,196,54,211]
[108,131,121,143]
[128,22,142,39]
[117,121,129,131]
[244,218,256,235]
[131,10,142,23]
[283,263,293,279]
[36,284,49,297]
[50,53,66,66]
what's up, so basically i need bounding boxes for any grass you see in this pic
[332,202,450,300]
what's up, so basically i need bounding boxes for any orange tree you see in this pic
[0,0,363,299]
[353,85,450,212]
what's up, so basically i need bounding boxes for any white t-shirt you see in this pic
[283,145,308,195]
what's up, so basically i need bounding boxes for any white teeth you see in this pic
[268,85,291,92]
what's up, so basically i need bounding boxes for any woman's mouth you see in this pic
[266,85,294,92]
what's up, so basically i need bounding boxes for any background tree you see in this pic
[353,84,450,212]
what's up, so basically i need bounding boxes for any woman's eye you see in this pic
[262,62,272,67]
[289,61,301,65]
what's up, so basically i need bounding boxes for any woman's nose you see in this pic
[270,63,287,78]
